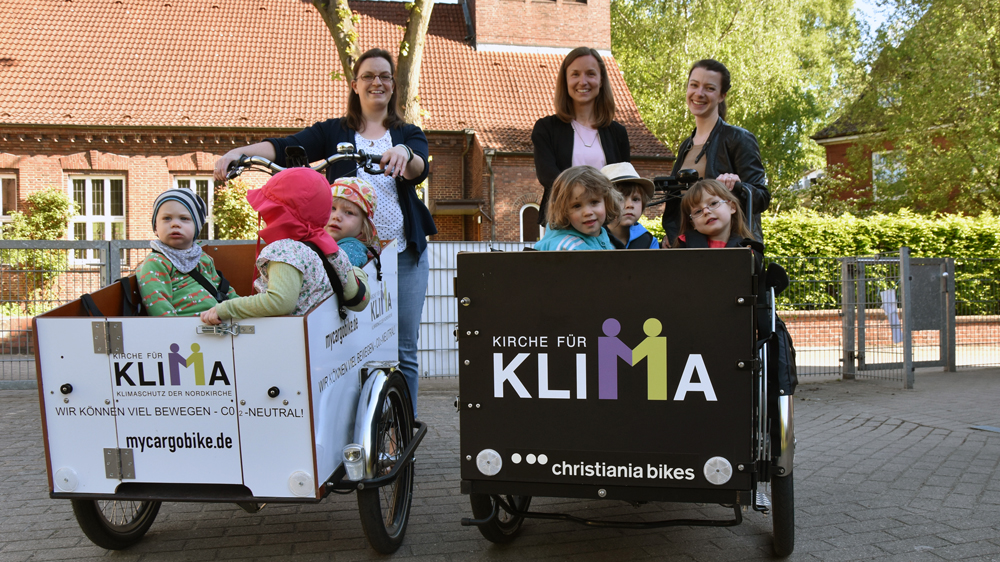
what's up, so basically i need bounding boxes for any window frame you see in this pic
[871,150,907,201]
[173,176,216,240]
[67,175,127,264]
[0,174,16,221]
[519,203,542,242]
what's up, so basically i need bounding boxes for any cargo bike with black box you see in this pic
[33,146,425,554]
[455,180,796,556]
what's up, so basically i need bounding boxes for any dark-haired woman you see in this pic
[532,47,631,226]
[663,59,769,245]
[214,48,434,415]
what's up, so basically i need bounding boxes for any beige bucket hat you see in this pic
[600,162,655,198]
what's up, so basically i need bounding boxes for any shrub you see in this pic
[0,188,77,312]
[212,178,258,240]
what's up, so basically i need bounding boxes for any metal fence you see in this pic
[953,257,1000,368]
[3,240,999,389]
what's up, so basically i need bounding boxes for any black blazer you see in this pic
[531,115,630,225]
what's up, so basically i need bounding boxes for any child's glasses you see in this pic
[690,199,727,219]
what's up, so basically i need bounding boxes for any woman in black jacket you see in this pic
[532,47,630,226]
[663,59,770,245]
[213,48,434,415]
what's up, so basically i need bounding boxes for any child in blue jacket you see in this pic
[534,166,623,251]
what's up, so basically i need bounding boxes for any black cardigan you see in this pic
[266,118,437,254]
[531,115,631,225]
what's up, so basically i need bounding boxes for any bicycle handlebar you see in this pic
[225,147,385,181]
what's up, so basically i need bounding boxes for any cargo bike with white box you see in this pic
[455,180,797,556]
[33,146,425,554]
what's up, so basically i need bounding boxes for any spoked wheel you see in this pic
[469,493,532,543]
[71,498,161,550]
[357,373,415,554]
[771,474,794,557]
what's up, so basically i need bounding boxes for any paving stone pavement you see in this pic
[2,370,1000,561]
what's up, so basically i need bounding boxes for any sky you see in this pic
[854,0,889,34]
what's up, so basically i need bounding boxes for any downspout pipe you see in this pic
[485,148,496,242]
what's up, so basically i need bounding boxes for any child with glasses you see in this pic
[671,178,752,248]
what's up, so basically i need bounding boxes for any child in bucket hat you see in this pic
[325,177,379,267]
[138,188,239,316]
[600,162,660,249]
[200,167,370,325]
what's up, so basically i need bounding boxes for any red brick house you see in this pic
[0,0,671,245]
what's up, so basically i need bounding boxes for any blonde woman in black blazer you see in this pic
[532,47,631,226]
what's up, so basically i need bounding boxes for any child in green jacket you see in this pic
[137,189,238,316]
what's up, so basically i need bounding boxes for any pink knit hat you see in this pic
[247,168,339,255]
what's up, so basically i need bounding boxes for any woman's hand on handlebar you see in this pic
[214,142,278,182]
[214,152,241,182]
[716,173,741,191]
[380,145,412,179]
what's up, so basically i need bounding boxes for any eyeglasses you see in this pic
[357,73,393,84]
[690,199,728,219]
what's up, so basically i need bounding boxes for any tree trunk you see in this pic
[312,0,360,81]
[396,0,435,127]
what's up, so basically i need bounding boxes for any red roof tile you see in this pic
[0,0,669,156]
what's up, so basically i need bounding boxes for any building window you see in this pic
[174,177,215,239]
[1,175,15,219]
[872,151,906,200]
[520,204,541,242]
[69,176,125,262]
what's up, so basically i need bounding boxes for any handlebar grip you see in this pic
[360,152,385,175]
[224,155,247,181]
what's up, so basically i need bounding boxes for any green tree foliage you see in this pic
[835,0,1000,214]
[212,179,258,240]
[611,0,863,211]
[0,188,77,309]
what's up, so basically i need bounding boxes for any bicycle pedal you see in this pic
[755,489,771,510]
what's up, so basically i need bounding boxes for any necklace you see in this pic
[572,121,599,148]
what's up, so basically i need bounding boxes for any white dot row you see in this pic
[510,453,548,465]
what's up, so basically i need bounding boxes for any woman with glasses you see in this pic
[663,59,769,245]
[214,48,435,415]
[532,47,631,227]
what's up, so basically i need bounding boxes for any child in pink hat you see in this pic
[325,177,380,267]
[200,168,370,324]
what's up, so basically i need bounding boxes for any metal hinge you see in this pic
[196,323,255,336]
[735,359,760,371]
[92,321,124,354]
[104,448,135,479]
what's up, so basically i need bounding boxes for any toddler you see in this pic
[534,166,623,251]
[325,178,379,267]
[600,162,659,249]
[672,179,752,248]
[200,168,370,324]
[138,189,238,316]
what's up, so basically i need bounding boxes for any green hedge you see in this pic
[640,211,1000,313]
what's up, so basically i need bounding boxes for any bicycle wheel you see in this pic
[71,498,160,550]
[771,474,794,557]
[356,373,415,554]
[469,493,531,543]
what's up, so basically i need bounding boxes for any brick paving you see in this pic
[2,370,1000,561]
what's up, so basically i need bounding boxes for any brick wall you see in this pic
[782,309,1000,349]
[474,0,610,49]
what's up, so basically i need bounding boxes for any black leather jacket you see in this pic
[663,117,770,244]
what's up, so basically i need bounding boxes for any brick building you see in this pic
[0,0,671,245]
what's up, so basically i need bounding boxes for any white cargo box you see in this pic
[35,241,399,501]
